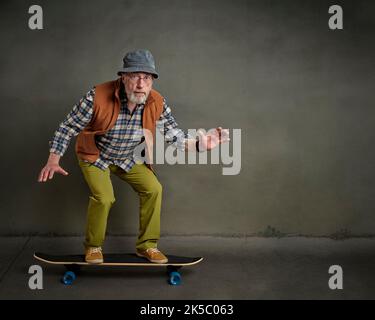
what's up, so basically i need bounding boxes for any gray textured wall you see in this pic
[1,0,374,236]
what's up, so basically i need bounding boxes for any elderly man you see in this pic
[37,49,229,264]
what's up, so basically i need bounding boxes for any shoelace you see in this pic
[89,247,102,254]
[147,248,160,254]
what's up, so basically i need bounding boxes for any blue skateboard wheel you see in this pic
[168,271,181,285]
[61,271,76,285]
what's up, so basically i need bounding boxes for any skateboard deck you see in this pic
[34,252,203,285]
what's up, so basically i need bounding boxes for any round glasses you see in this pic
[127,73,154,83]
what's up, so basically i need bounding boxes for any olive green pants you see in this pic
[78,159,162,251]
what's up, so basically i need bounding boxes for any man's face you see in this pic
[121,72,154,105]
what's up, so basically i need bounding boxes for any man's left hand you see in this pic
[197,127,230,151]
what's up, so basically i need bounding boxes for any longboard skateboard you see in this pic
[34,252,203,285]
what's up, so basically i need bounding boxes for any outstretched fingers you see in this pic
[38,166,69,182]
[216,128,230,143]
[40,168,50,182]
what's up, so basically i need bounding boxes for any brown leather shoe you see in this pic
[136,248,168,264]
[85,246,103,264]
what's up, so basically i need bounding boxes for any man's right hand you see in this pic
[37,153,69,182]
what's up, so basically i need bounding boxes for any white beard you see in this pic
[128,92,148,105]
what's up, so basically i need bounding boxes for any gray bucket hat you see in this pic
[117,49,159,78]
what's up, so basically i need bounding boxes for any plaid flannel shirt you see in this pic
[49,86,193,172]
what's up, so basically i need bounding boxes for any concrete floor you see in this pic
[0,236,374,299]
